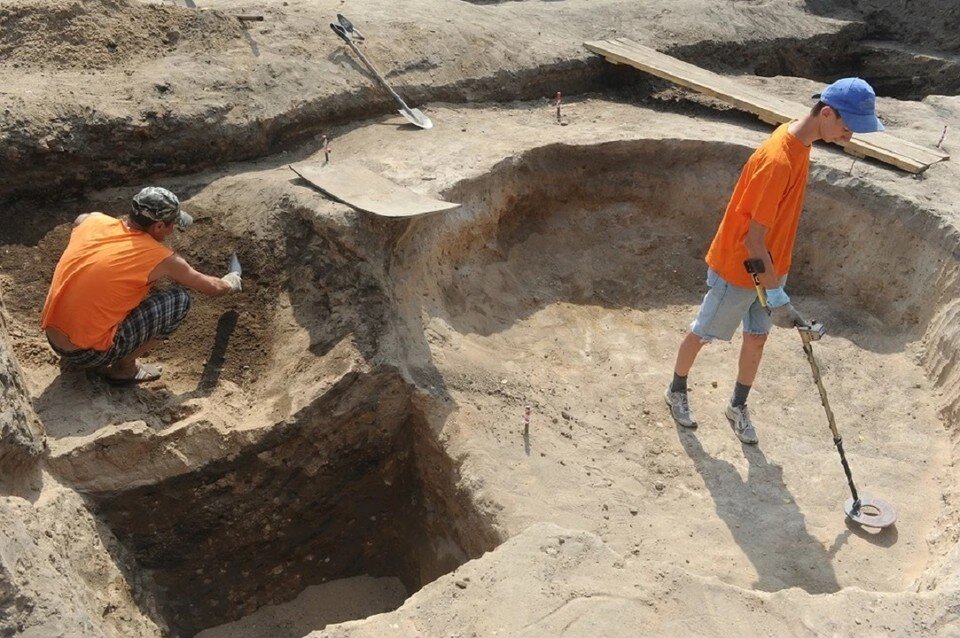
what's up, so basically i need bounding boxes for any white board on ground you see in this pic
[289,160,460,218]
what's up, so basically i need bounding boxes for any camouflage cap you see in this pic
[131,187,193,230]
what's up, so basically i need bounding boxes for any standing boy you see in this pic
[665,78,885,444]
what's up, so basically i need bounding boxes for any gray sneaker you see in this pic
[664,388,697,428]
[725,402,758,444]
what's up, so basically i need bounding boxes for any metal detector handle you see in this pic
[743,258,769,309]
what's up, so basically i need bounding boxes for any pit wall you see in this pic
[2,295,156,637]
[392,139,960,588]
[0,293,45,471]
[0,474,167,638]
[87,369,498,637]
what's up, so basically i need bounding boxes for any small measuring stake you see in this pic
[522,405,531,438]
[322,134,331,163]
[937,125,948,149]
[554,92,569,126]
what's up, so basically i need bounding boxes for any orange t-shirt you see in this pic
[705,123,811,288]
[40,213,173,350]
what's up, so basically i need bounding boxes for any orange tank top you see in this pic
[705,123,810,288]
[40,213,173,350]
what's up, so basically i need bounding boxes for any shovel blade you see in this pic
[398,107,433,129]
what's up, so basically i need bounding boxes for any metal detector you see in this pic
[330,16,433,129]
[744,258,897,529]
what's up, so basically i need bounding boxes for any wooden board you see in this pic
[585,38,949,173]
[289,160,460,218]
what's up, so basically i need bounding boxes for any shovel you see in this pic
[330,17,433,129]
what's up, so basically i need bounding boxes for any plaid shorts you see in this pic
[51,288,191,369]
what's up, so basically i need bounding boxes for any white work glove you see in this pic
[765,287,806,328]
[221,271,242,293]
[770,303,806,329]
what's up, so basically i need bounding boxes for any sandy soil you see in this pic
[197,576,407,638]
[1,1,959,637]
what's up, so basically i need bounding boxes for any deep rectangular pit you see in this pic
[85,372,498,637]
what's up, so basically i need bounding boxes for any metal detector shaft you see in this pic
[798,329,860,506]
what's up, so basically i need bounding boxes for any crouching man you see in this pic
[40,187,242,385]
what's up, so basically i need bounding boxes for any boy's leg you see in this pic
[668,273,739,428]
[667,271,761,430]
[725,335,765,445]
[724,301,772,444]
[673,332,706,378]
[666,332,704,429]
[736,332,767,388]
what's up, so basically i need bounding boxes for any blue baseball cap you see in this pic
[816,77,884,134]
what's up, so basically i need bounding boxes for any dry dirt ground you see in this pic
[1,0,960,637]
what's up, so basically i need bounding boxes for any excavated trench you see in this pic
[81,370,497,637]
[391,138,959,594]
[0,192,500,635]
[3,15,958,208]
[1,124,957,634]
[1,3,958,636]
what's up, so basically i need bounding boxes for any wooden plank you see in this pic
[289,160,460,218]
[585,38,949,173]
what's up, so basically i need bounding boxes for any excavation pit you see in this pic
[391,137,955,595]
[2,0,960,633]
[0,104,957,635]
[84,373,496,637]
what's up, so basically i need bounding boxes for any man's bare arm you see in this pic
[149,254,234,297]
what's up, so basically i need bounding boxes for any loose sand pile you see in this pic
[0,0,243,70]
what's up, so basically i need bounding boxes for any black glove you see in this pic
[770,302,806,329]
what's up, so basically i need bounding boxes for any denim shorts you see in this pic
[690,269,784,341]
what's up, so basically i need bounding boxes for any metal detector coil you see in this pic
[845,496,898,528]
